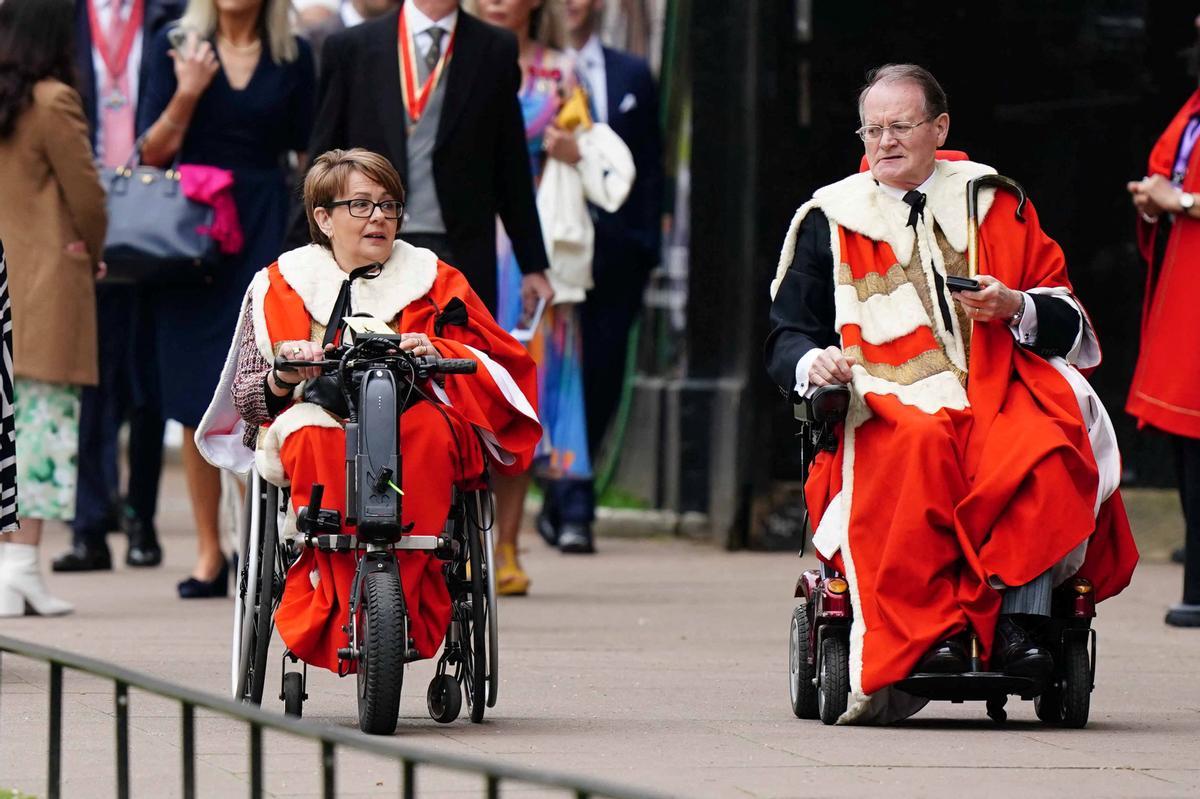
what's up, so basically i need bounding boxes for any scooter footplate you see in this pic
[895,672,1036,701]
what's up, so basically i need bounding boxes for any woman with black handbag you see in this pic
[136,0,314,598]
[0,0,109,616]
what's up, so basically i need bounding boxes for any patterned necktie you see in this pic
[902,189,926,228]
[424,27,445,80]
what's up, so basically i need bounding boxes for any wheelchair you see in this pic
[232,333,500,735]
[787,385,1098,727]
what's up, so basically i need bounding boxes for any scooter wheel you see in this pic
[283,671,304,719]
[427,673,462,724]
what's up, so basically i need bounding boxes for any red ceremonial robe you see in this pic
[1127,89,1200,439]
[248,241,541,672]
[773,157,1137,723]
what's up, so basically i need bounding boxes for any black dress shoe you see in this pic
[914,635,968,674]
[1165,603,1200,627]
[177,559,230,599]
[535,506,560,547]
[51,542,113,572]
[993,615,1053,681]
[557,522,595,554]
[124,517,162,567]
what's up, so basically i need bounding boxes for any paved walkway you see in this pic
[2,465,1198,798]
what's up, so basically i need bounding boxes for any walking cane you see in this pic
[965,174,1028,279]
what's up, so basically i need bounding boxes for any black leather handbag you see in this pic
[100,150,221,285]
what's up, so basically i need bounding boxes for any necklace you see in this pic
[217,34,261,52]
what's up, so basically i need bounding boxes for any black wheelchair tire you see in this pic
[817,636,850,725]
[789,605,819,719]
[283,671,304,719]
[1035,638,1091,728]
[238,483,279,706]
[427,673,462,724]
[465,514,488,723]
[357,568,405,736]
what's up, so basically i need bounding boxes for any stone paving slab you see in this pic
[1,465,1198,798]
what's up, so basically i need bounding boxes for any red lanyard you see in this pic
[86,0,145,83]
[397,11,456,125]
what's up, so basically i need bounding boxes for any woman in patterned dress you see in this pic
[475,0,593,594]
[0,0,108,616]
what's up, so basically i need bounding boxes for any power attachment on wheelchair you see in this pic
[786,384,1099,728]
[241,331,500,734]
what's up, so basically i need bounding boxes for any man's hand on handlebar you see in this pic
[808,345,858,387]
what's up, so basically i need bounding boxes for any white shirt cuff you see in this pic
[1008,292,1038,346]
[794,348,823,398]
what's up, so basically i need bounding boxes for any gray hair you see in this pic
[857,64,948,124]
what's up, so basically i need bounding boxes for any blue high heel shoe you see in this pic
[177,557,229,599]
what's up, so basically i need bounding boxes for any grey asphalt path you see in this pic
[2,464,1198,798]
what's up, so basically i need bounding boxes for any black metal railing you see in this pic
[0,635,669,799]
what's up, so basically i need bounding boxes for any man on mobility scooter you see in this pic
[196,149,542,730]
[765,65,1138,725]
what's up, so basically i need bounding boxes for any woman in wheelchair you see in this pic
[199,148,541,673]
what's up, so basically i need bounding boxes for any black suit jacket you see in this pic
[764,209,1083,393]
[589,46,663,301]
[74,0,184,155]
[296,5,548,309]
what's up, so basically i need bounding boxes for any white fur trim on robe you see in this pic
[255,402,343,487]
[771,159,1000,300]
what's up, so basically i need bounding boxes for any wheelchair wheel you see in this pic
[427,673,462,724]
[817,636,849,725]
[789,605,819,719]
[357,568,405,735]
[462,508,489,723]
[235,475,282,705]
[1035,638,1090,728]
[282,671,305,719]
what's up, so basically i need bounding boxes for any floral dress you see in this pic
[495,48,591,481]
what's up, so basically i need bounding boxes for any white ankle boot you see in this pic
[0,542,74,617]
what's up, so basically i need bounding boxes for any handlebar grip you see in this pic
[435,358,477,374]
[274,357,336,371]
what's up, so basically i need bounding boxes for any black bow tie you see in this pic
[902,190,926,228]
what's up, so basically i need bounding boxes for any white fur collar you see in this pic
[813,159,998,261]
[275,240,439,328]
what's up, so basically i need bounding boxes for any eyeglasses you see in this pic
[854,118,933,142]
[325,198,404,219]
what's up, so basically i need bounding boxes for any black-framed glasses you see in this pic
[325,198,404,219]
[854,118,933,142]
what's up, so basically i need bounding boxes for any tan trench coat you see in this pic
[0,79,106,386]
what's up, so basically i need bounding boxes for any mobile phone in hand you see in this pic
[167,27,196,58]
[946,276,981,293]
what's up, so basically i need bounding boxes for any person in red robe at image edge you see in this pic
[196,148,541,670]
[765,64,1138,723]
[1125,16,1200,629]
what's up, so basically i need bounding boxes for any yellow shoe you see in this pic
[495,544,530,596]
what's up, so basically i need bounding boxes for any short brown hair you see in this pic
[857,64,948,124]
[304,148,406,248]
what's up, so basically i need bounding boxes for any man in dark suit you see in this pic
[293,0,553,311]
[53,0,182,573]
[536,0,663,552]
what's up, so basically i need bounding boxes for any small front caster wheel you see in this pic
[427,674,462,724]
[283,671,305,718]
[986,696,1007,724]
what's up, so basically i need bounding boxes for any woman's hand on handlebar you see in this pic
[398,332,440,359]
[276,340,331,382]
